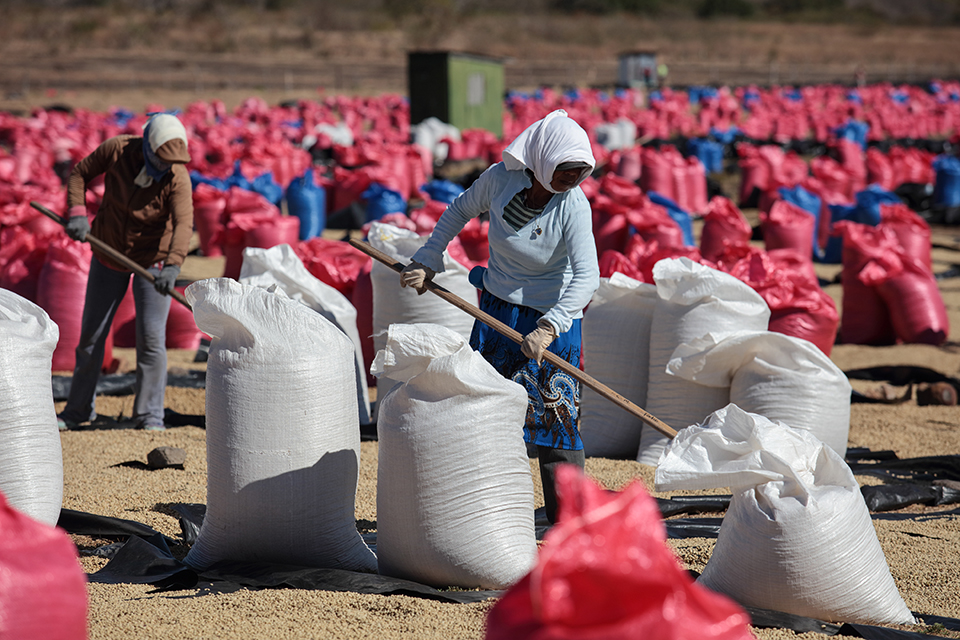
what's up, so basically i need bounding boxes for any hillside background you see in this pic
[2,0,960,112]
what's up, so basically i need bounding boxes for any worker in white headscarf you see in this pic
[57,113,194,432]
[400,109,600,524]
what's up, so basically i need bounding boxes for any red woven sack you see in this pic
[736,144,769,207]
[192,183,228,258]
[0,491,87,640]
[37,237,114,372]
[0,226,48,303]
[598,249,645,282]
[728,249,838,356]
[624,197,684,250]
[879,203,932,270]
[699,196,752,263]
[866,148,896,191]
[640,147,675,201]
[294,237,369,299]
[485,466,753,640]
[166,285,205,350]
[599,173,644,207]
[350,259,377,388]
[852,232,950,346]
[760,199,816,257]
[594,205,631,257]
[835,221,897,346]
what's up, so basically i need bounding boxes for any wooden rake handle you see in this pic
[30,201,192,312]
[349,238,677,439]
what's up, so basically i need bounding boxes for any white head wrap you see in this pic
[134,113,189,188]
[502,109,595,194]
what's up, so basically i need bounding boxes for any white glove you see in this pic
[521,319,557,364]
[399,261,436,295]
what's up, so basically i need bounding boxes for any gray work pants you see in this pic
[537,445,586,525]
[60,257,171,427]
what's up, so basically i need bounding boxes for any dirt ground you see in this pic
[49,214,960,640]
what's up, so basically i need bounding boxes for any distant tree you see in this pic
[763,0,843,13]
[551,0,661,14]
[698,0,755,18]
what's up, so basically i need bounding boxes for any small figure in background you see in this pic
[855,64,867,88]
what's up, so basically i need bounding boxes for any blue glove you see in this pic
[64,215,90,242]
[154,264,180,295]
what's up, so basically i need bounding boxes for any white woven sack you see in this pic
[239,243,371,425]
[373,323,537,589]
[368,222,476,407]
[183,278,376,572]
[579,273,657,459]
[655,404,916,626]
[640,258,770,466]
[666,331,851,456]
[0,289,63,526]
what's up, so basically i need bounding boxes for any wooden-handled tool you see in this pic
[349,238,677,439]
[30,201,192,311]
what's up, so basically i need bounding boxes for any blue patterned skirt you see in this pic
[469,289,583,451]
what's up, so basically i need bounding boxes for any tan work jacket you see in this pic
[67,135,194,271]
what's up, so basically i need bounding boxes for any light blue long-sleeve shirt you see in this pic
[411,162,600,334]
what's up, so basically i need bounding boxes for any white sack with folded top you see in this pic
[368,222,475,407]
[0,289,63,526]
[579,273,657,459]
[640,258,770,466]
[666,330,851,456]
[239,243,371,425]
[655,404,915,626]
[184,278,376,573]
[373,323,537,589]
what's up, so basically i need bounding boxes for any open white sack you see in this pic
[184,278,376,572]
[641,258,770,465]
[579,273,657,459]
[655,404,916,626]
[373,323,537,589]
[667,331,851,456]
[368,222,476,409]
[238,243,371,425]
[0,289,63,526]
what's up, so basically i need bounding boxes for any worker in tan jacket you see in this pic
[57,113,194,432]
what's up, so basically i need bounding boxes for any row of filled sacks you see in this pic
[747,179,928,267]
[489,406,917,632]
[586,176,697,257]
[191,156,440,257]
[837,219,950,346]
[736,188,948,346]
[1,224,208,368]
[701,190,949,354]
[597,207,840,357]
[504,81,960,146]
[488,403,916,634]
[579,260,851,465]
[182,278,537,590]
[3,233,118,372]
[738,142,935,209]
[228,232,480,424]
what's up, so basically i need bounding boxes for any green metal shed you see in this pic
[408,51,504,138]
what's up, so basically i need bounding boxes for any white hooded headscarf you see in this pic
[134,113,189,188]
[502,109,595,194]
